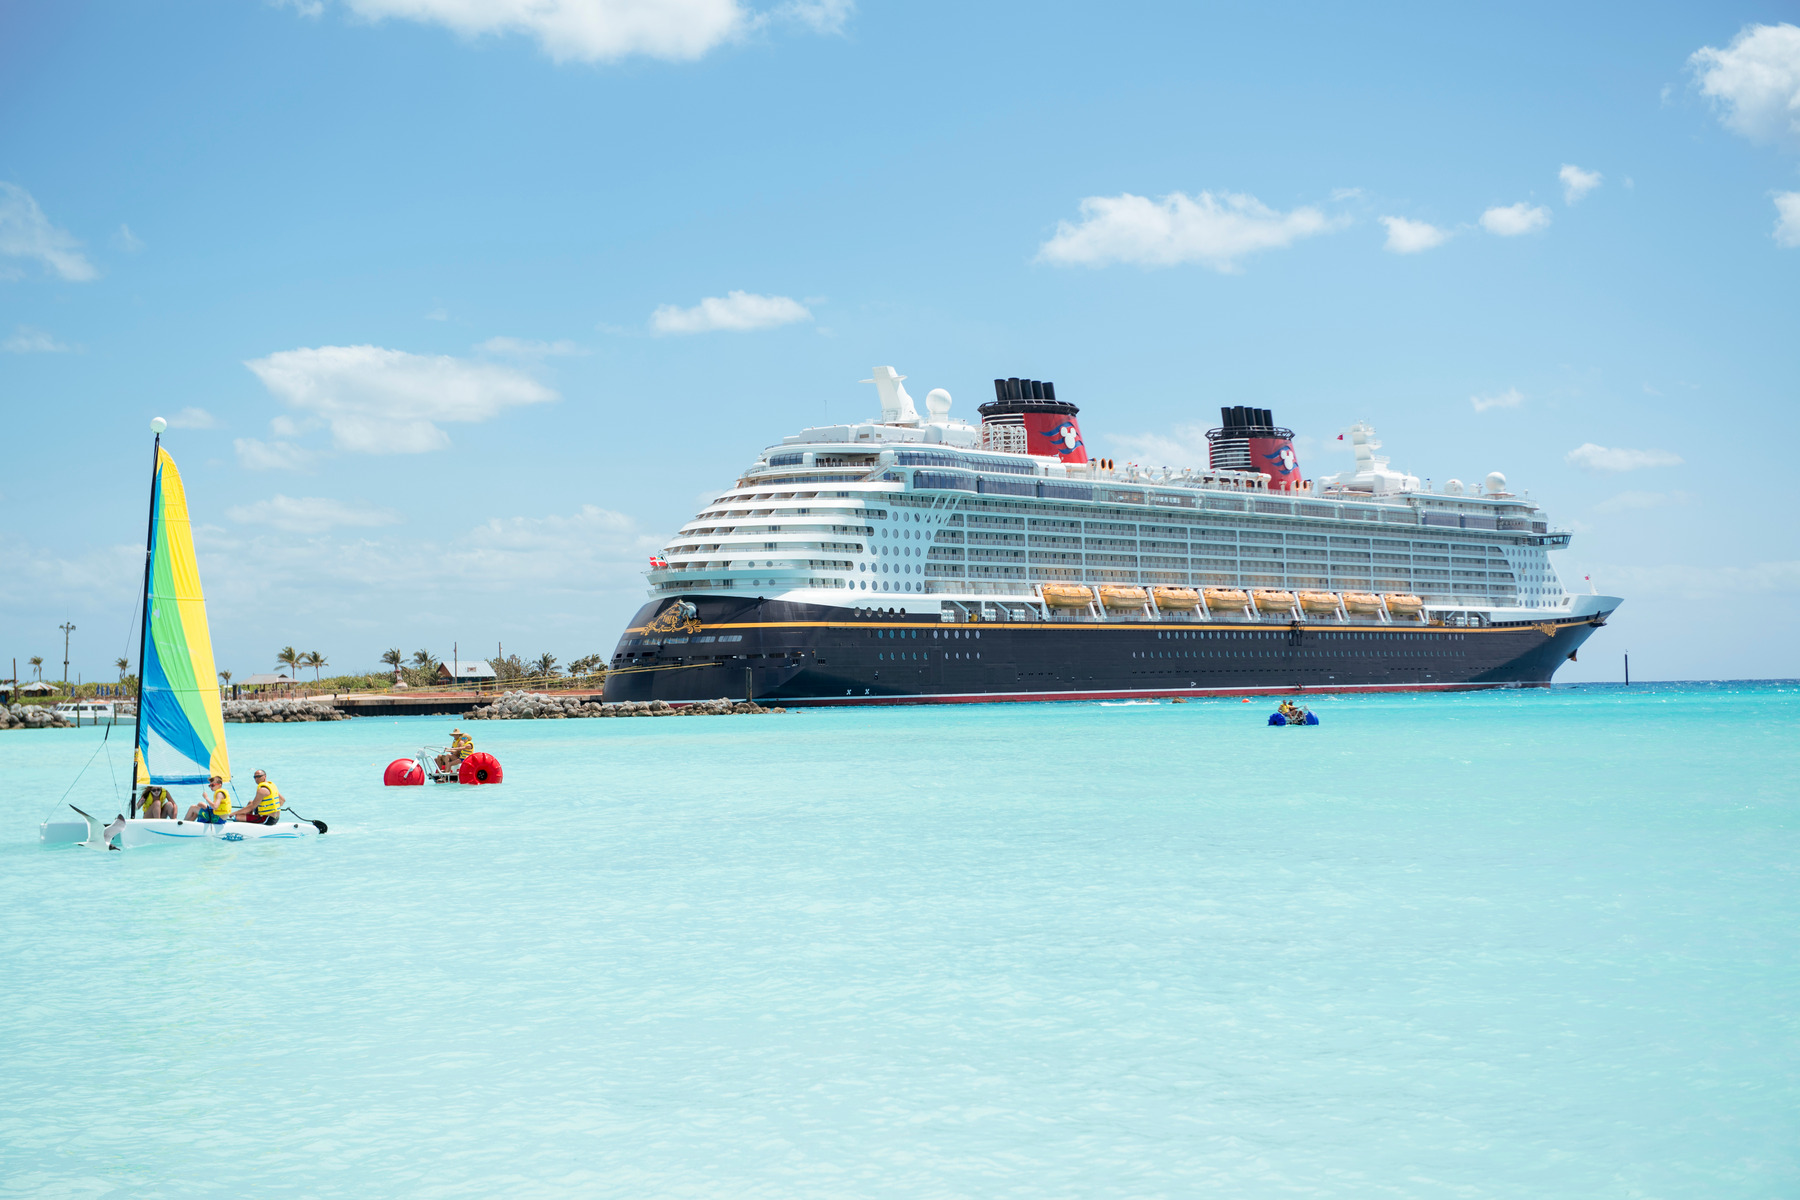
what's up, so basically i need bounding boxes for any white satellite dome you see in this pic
[1485,471,1507,494]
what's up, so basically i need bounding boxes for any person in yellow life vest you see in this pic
[435,728,474,773]
[232,769,282,824]
[184,776,232,824]
[141,785,176,819]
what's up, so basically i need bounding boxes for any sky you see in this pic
[2,1,1797,685]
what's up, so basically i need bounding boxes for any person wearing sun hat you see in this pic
[435,727,474,773]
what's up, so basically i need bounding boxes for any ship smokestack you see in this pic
[979,376,1087,462]
[1207,406,1300,489]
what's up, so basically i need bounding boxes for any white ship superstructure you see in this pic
[647,369,1584,626]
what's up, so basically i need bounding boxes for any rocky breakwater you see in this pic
[1,703,73,730]
[222,698,350,723]
[468,691,784,719]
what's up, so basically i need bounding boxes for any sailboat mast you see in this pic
[128,427,162,816]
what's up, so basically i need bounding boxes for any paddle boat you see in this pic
[1268,700,1320,726]
[384,741,503,786]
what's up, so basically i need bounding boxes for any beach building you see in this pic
[437,660,498,684]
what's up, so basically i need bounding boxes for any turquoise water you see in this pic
[3,684,1798,1198]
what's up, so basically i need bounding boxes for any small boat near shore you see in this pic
[51,701,126,726]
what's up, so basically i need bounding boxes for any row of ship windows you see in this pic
[700,501,1540,545]
[678,530,1542,563]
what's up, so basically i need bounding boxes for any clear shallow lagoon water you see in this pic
[3,683,1798,1198]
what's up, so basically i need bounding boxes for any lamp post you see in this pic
[59,622,76,685]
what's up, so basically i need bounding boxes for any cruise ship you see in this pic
[603,368,1619,705]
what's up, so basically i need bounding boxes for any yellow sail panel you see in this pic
[138,448,230,784]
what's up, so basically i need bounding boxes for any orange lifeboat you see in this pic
[1297,590,1340,615]
[1341,591,1383,614]
[1252,589,1297,614]
[1203,587,1250,610]
[1041,584,1094,609]
[1098,584,1149,609]
[1151,586,1202,610]
[1383,592,1425,618]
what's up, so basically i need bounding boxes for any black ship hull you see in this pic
[604,596,1612,706]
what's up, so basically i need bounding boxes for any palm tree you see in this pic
[115,657,129,679]
[29,656,43,680]
[411,648,438,670]
[276,646,300,680]
[381,648,403,678]
[218,669,232,685]
[302,650,328,681]
[531,652,559,678]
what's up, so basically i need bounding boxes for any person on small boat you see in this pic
[184,777,232,824]
[141,785,176,819]
[1277,700,1302,722]
[435,729,474,773]
[235,769,282,824]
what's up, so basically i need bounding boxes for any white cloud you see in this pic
[1037,190,1345,271]
[244,344,556,453]
[165,407,219,429]
[1107,423,1215,466]
[1689,23,1800,150]
[0,534,140,615]
[1379,216,1451,254]
[233,438,320,471]
[650,291,812,334]
[1469,388,1524,413]
[1775,192,1800,248]
[227,495,403,533]
[1565,443,1684,472]
[114,224,145,253]
[2,325,73,353]
[476,336,586,356]
[202,502,660,613]
[1559,164,1602,203]
[334,0,750,63]
[0,183,96,281]
[1480,203,1552,236]
[773,0,851,33]
[425,307,449,321]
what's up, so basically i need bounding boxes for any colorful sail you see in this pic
[138,448,230,785]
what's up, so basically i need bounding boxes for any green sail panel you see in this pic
[138,447,231,785]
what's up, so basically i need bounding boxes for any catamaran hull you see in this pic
[116,819,318,847]
[39,818,319,848]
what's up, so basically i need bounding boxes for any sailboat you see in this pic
[40,417,325,849]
